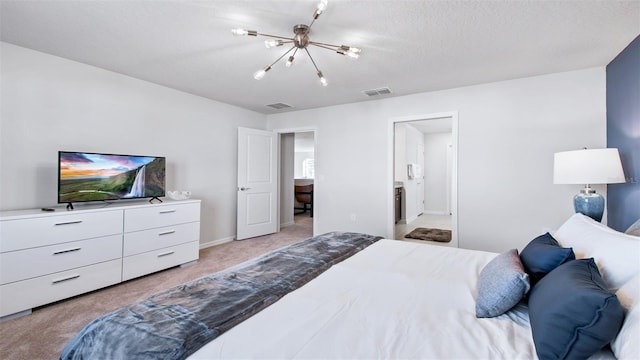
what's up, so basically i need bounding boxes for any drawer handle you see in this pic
[157,251,175,258]
[158,230,176,236]
[54,220,83,226]
[159,210,176,214]
[52,274,80,284]
[53,247,81,255]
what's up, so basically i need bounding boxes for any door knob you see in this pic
[239,187,251,191]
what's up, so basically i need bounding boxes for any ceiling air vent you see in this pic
[266,103,293,110]
[362,87,392,97]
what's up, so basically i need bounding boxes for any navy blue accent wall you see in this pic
[606,35,640,231]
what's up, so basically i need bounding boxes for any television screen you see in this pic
[58,151,166,204]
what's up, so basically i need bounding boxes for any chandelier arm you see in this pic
[308,18,317,31]
[273,40,295,45]
[304,48,322,73]
[266,46,297,68]
[257,33,295,41]
[285,47,300,67]
[309,43,341,52]
[309,40,342,49]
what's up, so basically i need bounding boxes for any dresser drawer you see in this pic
[0,234,122,285]
[122,241,199,281]
[123,222,199,256]
[124,202,200,232]
[0,259,122,317]
[0,210,123,252]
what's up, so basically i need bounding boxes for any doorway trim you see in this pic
[388,111,459,247]
[274,126,319,236]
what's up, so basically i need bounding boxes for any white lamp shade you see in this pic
[553,148,626,184]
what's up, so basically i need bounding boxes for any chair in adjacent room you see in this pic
[294,184,314,217]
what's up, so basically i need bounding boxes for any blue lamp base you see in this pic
[573,187,604,222]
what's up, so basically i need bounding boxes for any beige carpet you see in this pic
[0,215,312,360]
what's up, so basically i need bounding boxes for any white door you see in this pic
[236,127,278,240]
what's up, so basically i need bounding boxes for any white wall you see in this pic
[394,125,407,183]
[0,42,266,245]
[280,133,295,226]
[267,67,606,252]
[396,123,425,223]
[423,132,452,215]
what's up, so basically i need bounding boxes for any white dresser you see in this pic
[122,202,201,281]
[0,199,200,318]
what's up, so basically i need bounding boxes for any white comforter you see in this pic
[190,240,546,359]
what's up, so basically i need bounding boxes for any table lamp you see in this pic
[553,148,625,222]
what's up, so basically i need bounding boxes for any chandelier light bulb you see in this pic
[317,0,328,12]
[313,0,328,18]
[317,71,328,86]
[231,28,248,36]
[286,56,295,67]
[345,51,360,59]
[265,39,283,48]
[336,45,361,59]
[253,69,265,80]
[254,66,271,80]
[231,28,257,36]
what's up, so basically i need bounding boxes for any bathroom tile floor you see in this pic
[394,214,454,247]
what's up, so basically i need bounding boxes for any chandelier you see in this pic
[231,0,361,86]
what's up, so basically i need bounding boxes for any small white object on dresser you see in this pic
[0,199,201,319]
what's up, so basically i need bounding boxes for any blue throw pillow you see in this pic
[476,249,530,318]
[520,233,575,285]
[528,259,625,360]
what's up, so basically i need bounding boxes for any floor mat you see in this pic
[404,227,451,242]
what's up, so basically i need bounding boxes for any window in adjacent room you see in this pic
[302,158,315,179]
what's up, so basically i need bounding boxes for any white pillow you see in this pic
[611,274,640,359]
[555,213,640,291]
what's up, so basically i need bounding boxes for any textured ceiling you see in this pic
[1,0,639,114]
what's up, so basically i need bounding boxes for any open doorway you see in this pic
[279,131,315,237]
[392,113,458,247]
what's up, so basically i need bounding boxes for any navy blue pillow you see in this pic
[520,233,575,285]
[528,259,624,360]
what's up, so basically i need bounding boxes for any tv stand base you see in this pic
[149,197,163,204]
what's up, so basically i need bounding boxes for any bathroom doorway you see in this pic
[392,113,458,247]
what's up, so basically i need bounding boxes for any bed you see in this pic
[61,214,640,360]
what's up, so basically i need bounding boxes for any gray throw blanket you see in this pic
[60,232,382,360]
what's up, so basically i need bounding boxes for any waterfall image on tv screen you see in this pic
[58,151,165,203]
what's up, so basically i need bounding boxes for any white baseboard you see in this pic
[405,215,418,224]
[199,235,235,249]
[280,221,295,227]
[421,210,449,216]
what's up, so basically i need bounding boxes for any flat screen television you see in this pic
[58,151,166,208]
